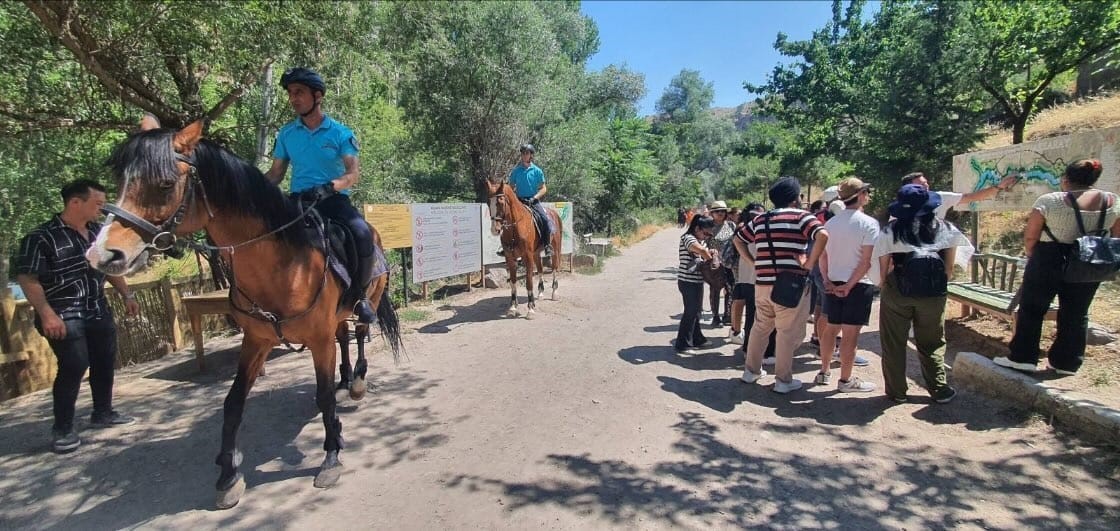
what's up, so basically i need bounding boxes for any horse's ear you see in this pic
[486,179,498,194]
[173,120,204,152]
[138,114,160,131]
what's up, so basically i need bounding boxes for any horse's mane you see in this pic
[105,129,310,248]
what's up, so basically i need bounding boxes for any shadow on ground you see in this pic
[417,296,514,334]
[445,412,1120,528]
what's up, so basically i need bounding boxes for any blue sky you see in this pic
[582,1,847,116]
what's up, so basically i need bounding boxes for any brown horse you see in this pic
[487,180,562,318]
[86,117,402,509]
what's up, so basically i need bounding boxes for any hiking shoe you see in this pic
[932,387,958,404]
[728,331,744,345]
[1048,364,1077,376]
[762,355,776,366]
[837,377,876,393]
[90,410,136,428]
[813,372,831,385]
[694,338,711,349]
[773,378,803,394]
[52,429,80,453]
[674,341,697,355]
[740,368,767,384]
[888,394,908,404]
[993,357,1037,373]
[852,354,870,367]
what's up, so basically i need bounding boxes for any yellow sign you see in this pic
[363,204,413,249]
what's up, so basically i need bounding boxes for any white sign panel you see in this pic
[411,204,482,283]
[952,126,1120,212]
[481,202,575,265]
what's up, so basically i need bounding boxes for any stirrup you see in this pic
[354,299,376,324]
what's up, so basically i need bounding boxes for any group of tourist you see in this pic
[675,159,1116,403]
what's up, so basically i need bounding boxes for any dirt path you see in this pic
[1,227,1119,529]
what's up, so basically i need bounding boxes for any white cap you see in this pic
[821,186,840,202]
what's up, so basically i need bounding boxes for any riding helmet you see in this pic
[519,144,536,154]
[280,67,326,94]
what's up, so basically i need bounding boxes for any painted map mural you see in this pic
[951,126,1120,212]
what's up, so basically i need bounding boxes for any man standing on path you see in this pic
[738,177,828,394]
[901,171,1019,219]
[17,179,140,453]
[264,67,376,323]
[817,177,879,393]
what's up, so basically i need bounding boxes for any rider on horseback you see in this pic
[507,144,552,252]
[264,67,376,323]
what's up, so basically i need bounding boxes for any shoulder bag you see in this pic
[765,212,808,308]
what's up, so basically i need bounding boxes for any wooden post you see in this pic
[159,277,184,350]
[421,281,429,300]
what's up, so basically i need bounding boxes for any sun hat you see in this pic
[821,186,840,202]
[837,177,872,203]
[709,200,729,211]
[888,184,942,219]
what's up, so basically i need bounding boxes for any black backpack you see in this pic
[891,248,947,297]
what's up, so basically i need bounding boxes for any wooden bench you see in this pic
[947,252,1057,322]
[181,289,231,371]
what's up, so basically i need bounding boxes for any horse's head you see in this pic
[87,116,209,276]
[487,179,514,236]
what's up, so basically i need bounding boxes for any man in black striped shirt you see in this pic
[16,179,140,453]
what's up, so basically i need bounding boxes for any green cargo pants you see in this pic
[878,276,952,400]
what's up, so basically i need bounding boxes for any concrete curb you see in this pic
[956,351,1120,442]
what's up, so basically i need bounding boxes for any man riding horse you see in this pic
[499,144,553,254]
[264,67,376,323]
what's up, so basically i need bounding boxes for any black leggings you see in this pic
[40,312,118,432]
[316,194,374,258]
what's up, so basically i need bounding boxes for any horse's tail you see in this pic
[376,286,403,362]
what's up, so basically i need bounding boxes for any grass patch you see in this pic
[980,90,1120,150]
[614,223,669,248]
[398,308,431,322]
[1088,367,1115,388]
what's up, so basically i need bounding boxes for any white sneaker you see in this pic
[773,378,803,394]
[728,331,744,345]
[837,377,876,393]
[762,356,776,366]
[993,357,1037,373]
[740,368,767,384]
[813,372,831,385]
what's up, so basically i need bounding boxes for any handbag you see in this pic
[1042,192,1120,283]
[764,213,808,308]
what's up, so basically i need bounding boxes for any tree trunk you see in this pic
[470,150,490,203]
[1011,114,1028,145]
[255,64,274,166]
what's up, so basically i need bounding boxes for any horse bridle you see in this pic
[101,152,209,253]
[490,192,514,232]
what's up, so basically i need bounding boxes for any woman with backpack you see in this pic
[874,184,972,404]
[994,159,1120,376]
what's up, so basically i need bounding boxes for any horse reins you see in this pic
[105,150,332,349]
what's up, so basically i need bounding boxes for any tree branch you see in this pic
[202,58,276,125]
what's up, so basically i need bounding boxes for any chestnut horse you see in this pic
[87,117,402,509]
[487,180,562,317]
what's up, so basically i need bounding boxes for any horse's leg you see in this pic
[312,335,345,488]
[505,255,520,317]
[551,221,562,300]
[335,321,352,403]
[525,249,537,319]
[215,336,272,509]
[534,251,546,299]
[350,322,369,401]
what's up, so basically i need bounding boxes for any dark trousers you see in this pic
[317,194,374,258]
[40,312,119,432]
[879,277,949,399]
[676,280,707,348]
[1009,242,1100,372]
[742,283,776,358]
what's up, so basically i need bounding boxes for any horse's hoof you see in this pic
[349,377,366,401]
[335,382,350,403]
[552,290,559,301]
[526,309,536,320]
[506,308,519,318]
[314,463,343,488]
[215,475,245,510]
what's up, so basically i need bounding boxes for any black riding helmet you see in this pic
[280,67,325,94]
[519,144,535,154]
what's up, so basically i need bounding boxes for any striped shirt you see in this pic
[677,234,704,283]
[15,215,109,318]
[737,208,823,285]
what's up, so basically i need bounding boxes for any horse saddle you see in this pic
[519,199,553,250]
[303,209,387,314]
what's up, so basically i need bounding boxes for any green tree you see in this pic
[958,0,1120,144]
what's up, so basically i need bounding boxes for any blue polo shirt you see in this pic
[273,115,359,194]
[509,163,544,199]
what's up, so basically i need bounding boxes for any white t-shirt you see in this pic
[934,191,963,219]
[823,209,880,284]
[873,221,973,283]
[737,241,757,284]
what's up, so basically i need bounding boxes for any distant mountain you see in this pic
[711,102,762,130]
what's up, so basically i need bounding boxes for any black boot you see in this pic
[353,251,376,324]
